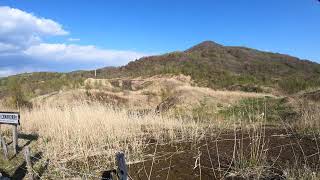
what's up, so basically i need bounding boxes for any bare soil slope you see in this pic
[32,75,273,112]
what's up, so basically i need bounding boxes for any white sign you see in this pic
[0,112,20,125]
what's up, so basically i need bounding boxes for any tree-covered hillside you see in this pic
[1,41,320,102]
[98,41,320,93]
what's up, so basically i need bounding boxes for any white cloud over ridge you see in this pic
[24,43,148,65]
[0,6,149,76]
[0,66,43,77]
[0,67,15,77]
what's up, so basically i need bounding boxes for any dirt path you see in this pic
[1,127,319,179]
[128,128,320,180]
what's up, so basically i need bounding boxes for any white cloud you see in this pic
[0,67,46,77]
[0,42,19,53]
[0,6,68,51]
[0,6,68,36]
[0,6,150,76]
[68,38,80,42]
[23,43,147,65]
[0,68,15,77]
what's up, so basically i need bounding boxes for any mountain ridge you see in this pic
[95,40,320,93]
[1,40,320,100]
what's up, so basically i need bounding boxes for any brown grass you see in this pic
[1,93,319,179]
[19,102,220,176]
[293,100,320,135]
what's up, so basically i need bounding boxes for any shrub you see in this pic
[219,97,294,123]
[6,77,30,108]
[191,99,217,121]
[278,77,308,94]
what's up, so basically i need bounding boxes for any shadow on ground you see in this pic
[11,152,48,180]
[18,133,38,151]
[101,169,116,180]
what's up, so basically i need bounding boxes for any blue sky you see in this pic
[0,0,319,76]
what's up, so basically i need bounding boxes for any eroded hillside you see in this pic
[32,75,274,113]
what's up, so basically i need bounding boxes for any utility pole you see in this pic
[94,69,97,78]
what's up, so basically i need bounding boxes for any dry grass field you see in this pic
[0,4,319,178]
[0,76,320,179]
[22,103,215,170]
[1,96,320,179]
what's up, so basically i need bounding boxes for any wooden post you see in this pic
[13,125,18,154]
[24,147,34,180]
[0,136,8,160]
[116,152,128,180]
